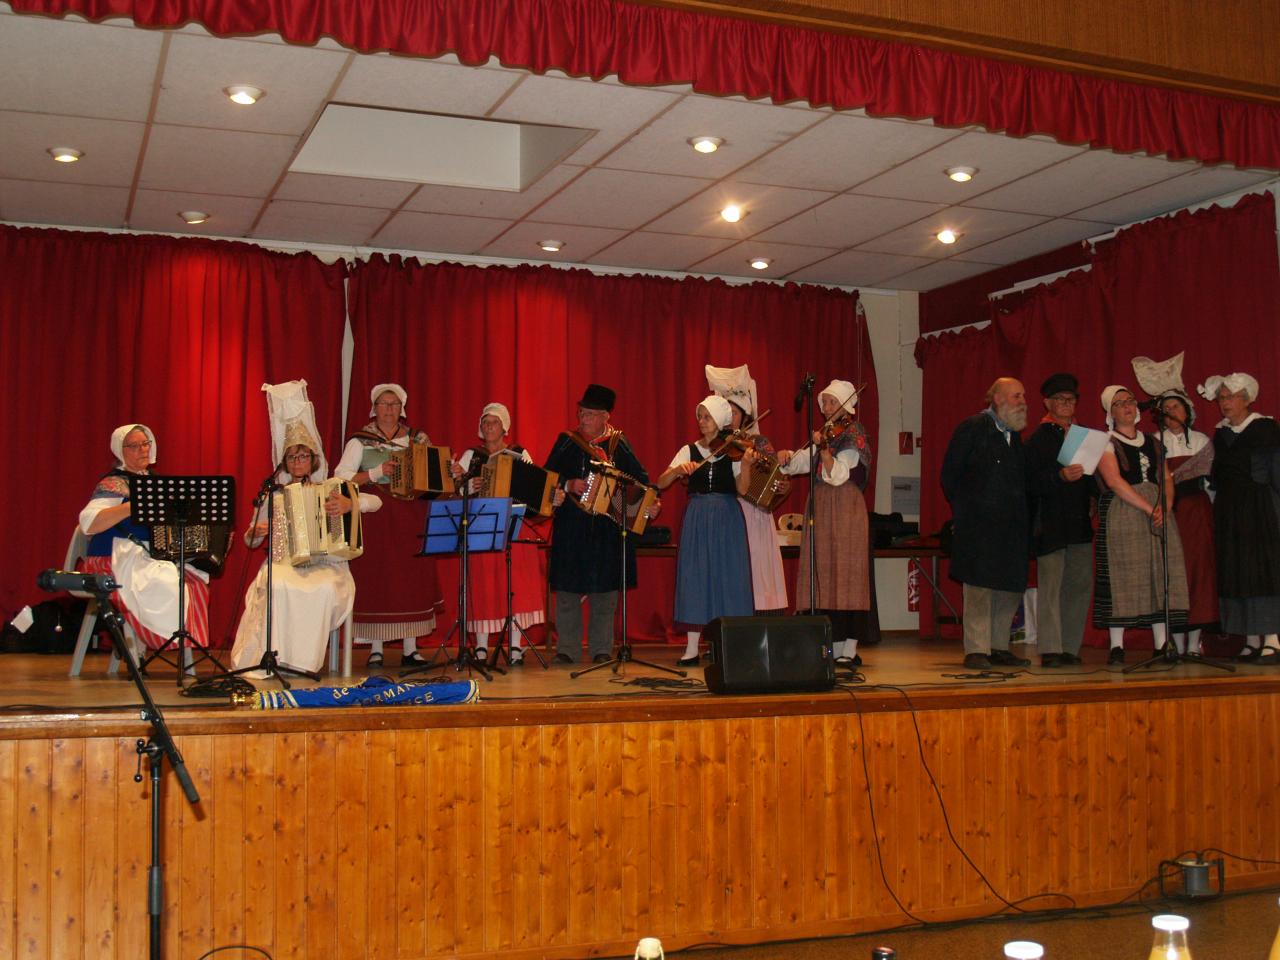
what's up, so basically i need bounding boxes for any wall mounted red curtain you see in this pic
[347,256,876,642]
[0,225,348,642]
[11,0,1280,171]
[915,191,1280,643]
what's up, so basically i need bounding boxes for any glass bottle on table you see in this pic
[1149,914,1192,960]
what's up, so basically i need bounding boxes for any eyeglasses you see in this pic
[1047,394,1078,404]
[375,400,402,408]
[1112,398,1138,408]
[123,440,152,450]
[285,453,314,462]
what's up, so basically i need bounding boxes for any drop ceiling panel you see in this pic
[0,14,161,121]
[1069,167,1280,225]
[530,167,711,230]
[490,74,680,165]
[879,258,1005,291]
[139,125,297,196]
[690,239,841,280]
[951,217,1112,265]
[332,53,522,117]
[275,172,417,209]
[857,207,1049,258]
[253,199,391,245]
[755,193,945,248]
[966,150,1195,217]
[129,189,264,236]
[403,164,582,218]
[598,94,820,177]
[589,232,739,271]
[0,111,145,185]
[644,181,835,239]
[786,249,936,287]
[852,130,1087,203]
[733,114,961,192]
[480,221,627,263]
[0,179,129,227]
[155,35,348,136]
[372,210,510,254]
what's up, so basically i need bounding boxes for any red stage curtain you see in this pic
[11,0,1280,170]
[0,225,347,643]
[915,191,1280,644]
[347,257,876,642]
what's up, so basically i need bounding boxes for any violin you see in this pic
[704,427,755,461]
[816,413,855,448]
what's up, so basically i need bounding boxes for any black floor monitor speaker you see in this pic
[703,616,834,694]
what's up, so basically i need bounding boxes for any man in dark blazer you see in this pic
[940,377,1032,669]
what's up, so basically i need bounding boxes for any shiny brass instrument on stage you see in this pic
[282,478,364,566]
[479,455,560,516]
[386,441,453,499]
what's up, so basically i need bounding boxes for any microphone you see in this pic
[37,568,118,594]
[793,373,815,412]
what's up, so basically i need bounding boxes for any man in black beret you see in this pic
[544,384,658,664]
[1025,372,1094,667]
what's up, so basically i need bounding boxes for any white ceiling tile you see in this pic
[155,34,347,136]
[951,217,1112,265]
[403,164,583,218]
[372,210,510,254]
[852,130,1086,202]
[857,207,1049,258]
[333,53,521,117]
[786,249,936,287]
[966,150,1194,217]
[490,74,680,164]
[0,111,144,185]
[733,114,961,192]
[644,181,835,239]
[529,167,711,230]
[1069,166,1280,224]
[689,239,841,280]
[276,172,416,209]
[588,232,738,271]
[481,221,627,263]
[879,258,1004,291]
[139,125,296,195]
[253,199,390,245]
[755,193,945,247]
[0,178,129,227]
[598,94,820,177]
[129,189,264,236]
[0,14,161,121]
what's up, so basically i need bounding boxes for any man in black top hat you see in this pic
[1024,372,1094,667]
[544,384,656,663]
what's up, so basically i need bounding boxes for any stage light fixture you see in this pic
[179,211,210,225]
[936,228,958,244]
[48,147,83,163]
[720,204,743,223]
[749,257,771,270]
[538,239,564,252]
[688,136,723,154]
[946,166,977,182]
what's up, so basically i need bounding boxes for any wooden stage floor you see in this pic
[3,636,1280,960]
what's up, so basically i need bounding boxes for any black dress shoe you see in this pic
[1107,647,1125,665]
[366,651,384,668]
[400,651,427,668]
[1238,646,1262,662]
[1257,648,1280,666]
[1059,652,1083,665]
[963,653,991,669]
[509,653,525,667]
[592,652,612,664]
[989,649,1030,666]
[676,655,700,667]
[552,653,575,665]
[1040,653,1066,668]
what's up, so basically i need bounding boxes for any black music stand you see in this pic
[133,474,234,687]
[488,506,550,670]
[572,466,684,680]
[408,495,513,680]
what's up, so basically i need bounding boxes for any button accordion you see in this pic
[743,455,788,511]
[282,478,364,566]
[385,442,453,499]
[575,463,658,535]
[149,523,232,575]
[479,455,560,517]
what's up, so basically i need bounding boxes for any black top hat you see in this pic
[578,383,616,412]
[1040,372,1079,398]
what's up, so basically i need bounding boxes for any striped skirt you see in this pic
[1093,483,1189,628]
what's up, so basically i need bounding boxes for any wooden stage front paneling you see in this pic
[2,666,1279,959]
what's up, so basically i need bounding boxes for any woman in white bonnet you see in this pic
[1201,372,1280,663]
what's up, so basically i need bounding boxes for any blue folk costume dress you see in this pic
[670,442,754,626]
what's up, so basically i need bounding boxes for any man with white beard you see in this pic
[940,378,1033,669]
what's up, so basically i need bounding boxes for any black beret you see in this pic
[578,383,616,412]
[1040,372,1079,398]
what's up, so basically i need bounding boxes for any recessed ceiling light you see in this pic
[720,204,744,223]
[224,85,264,105]
[688,136,724,154]
[945,166,977,182]
[936,228,959,244]
[538,239,564,252]
[48,146,82,163]
[749,257,771,270]
[179,211,210,225]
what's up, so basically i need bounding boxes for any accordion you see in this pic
[574,464,658,535]
[149,523,232,575]
[743,456,788,511]
[386,442,453,499]
[282,478,364,566]
[479,455,560,516]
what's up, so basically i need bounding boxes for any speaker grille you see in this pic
[704,616,834,694]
